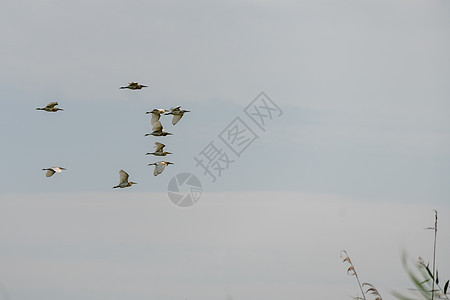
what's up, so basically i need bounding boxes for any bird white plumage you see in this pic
[165,106,190,125]
[146,142,172,156]
[154,142,165,152]
[42,167,66,177]
[113,170,137,188]
[148,161,173,176]
[145,108,166,126]
[145,120,173,136]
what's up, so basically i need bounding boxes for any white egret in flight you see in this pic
[165,105,190,125]
[119,82,148,90]
[42,167,66,177]
[36,102,63,112]
[146,142,172,156]
[145,109,166,125]
[145,120,172,136]
[148,161,173,176]
[113,170,137,188]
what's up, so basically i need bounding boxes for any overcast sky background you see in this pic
[1,0,449,299]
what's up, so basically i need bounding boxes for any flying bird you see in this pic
[165,105,190,125]
[148,161,173,176]
[145,108,166,125]
[113,170,137,188]
[36,102,63,112]
[145,120,173,137]
[119,82,148,90]
[42,167,66,177]
[146,142,172,156]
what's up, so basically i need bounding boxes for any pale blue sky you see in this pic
[1,0,449,299]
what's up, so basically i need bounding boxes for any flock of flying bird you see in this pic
[37,82,190,189]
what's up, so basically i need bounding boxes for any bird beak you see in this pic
[145,112,150,114]
[167,133,173,135]
[185,110,191,112]
[167,152,172,154]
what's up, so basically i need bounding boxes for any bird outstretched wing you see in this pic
[46,102,59,109]
[170,106,181,112]
[171,114,183,125]
[153,162,166,176]
[154,142,165,152]
[119,169,129,184]
[45,169,56,177]
[152,121,163,132]
[151,112,161,125]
